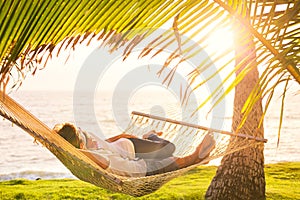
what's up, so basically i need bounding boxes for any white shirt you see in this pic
[88,137,147,177]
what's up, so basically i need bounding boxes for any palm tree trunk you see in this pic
[205,28,266,199]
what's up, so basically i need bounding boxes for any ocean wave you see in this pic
[0,171,76,181]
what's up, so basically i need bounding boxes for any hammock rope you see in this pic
[0,91,267,197]
[125,111,267,160]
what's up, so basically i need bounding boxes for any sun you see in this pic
[207,27,234,53]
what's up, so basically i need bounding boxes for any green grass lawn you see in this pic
[0,162,299,200]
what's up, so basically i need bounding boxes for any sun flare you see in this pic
[207,27,234,53]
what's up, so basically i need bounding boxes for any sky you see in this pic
[19,45,91,91]
[17,25,235,93]
[15,20,299,118]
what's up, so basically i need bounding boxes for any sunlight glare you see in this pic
[207,27,234,53]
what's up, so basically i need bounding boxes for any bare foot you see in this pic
[196,134,216,162]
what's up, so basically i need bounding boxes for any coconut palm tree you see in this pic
[0,0,299,199]
[206,25,266,199]
[204,3,299,199]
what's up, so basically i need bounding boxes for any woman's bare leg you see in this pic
[175,134,216,168]
[145,134,216,176]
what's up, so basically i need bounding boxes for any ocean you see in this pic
[0,90,299,181]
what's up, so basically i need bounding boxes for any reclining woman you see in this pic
[54,123,216,177]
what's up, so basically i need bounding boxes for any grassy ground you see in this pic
[0,162,299,200]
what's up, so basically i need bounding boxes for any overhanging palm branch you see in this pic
[0,0,299,132]
[0,0,189,89]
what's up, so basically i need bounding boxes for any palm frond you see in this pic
[0,0,193,90]
[134,0,300,130]
[0,0,299,137]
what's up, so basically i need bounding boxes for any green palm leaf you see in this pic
[0,0,190,89]
[0,0,299,131]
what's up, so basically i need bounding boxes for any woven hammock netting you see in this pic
[0,91,267,197]
[125,111,266,164]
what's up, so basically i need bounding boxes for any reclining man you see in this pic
[54,123,216,177]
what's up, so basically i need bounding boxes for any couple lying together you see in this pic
[54,123,216,177]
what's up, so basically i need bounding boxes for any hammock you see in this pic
[0,91,267,197]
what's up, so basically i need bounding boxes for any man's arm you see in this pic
[105,133,138,143]
[106,130,162,143]
[79,149,110,169]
